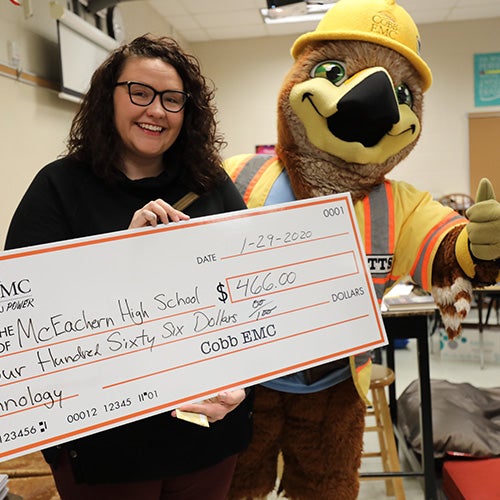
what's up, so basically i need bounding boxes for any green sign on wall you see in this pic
[474,52,500,107]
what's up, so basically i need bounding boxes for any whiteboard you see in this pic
[56,11,118,103]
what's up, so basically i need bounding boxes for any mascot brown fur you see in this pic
[225,0,500,498]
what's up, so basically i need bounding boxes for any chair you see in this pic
[361,363,406,499]
[484,293,500,325]
[438,193,474,216]
[470,285,500,368]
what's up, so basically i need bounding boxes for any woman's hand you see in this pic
[129,199,190,229]
[172,388,246,424]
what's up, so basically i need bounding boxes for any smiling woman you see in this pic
[112,57,186,179]
[4,34,252,500]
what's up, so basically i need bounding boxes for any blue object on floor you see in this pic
[394,339,410,349]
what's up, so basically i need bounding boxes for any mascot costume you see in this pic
[225,0,500,498]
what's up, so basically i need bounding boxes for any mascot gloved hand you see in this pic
[225,0,500,498]
[458,178,500,267]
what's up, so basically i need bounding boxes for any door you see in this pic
[469,112,500,197]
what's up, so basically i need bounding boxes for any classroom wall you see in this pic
[0,1,182,247]
[1,2,500,247]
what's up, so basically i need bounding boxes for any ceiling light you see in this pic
[260,1,334,24]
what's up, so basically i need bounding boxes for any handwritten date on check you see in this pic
[0,193,386,460]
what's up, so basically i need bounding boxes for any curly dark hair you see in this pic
[67,34,226,192]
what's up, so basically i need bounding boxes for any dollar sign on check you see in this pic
[216,282,228,303]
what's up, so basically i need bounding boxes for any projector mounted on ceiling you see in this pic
[260,0,335,24]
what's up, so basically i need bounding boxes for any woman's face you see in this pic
[113,56,185,178]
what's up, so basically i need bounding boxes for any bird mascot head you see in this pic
[276,0,432,201]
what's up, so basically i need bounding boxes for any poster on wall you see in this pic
[255,144,276,154]
[474,52,500,107]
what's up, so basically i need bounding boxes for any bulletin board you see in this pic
[474,52,500,107]
[468,112,500,196]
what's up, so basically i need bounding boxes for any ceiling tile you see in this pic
[449,4,500,21]
[146,0,500,43]
[148,0,189,16]
[205,24,268,40]
[166,15,201,31]
[194,9,263,29]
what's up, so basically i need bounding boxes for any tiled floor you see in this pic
[265,314,500,499]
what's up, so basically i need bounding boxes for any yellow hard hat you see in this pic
[291,0,432,91]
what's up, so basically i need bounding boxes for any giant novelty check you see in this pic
[0,193,386,460]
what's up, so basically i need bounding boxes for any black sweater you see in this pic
[5,157,253,483]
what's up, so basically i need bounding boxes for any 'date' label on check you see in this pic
[0,193,386,460]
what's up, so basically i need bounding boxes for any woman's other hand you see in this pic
[172,388,246,423]
[129,199,190,228]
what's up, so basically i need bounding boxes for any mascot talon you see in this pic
[225,0,500,498]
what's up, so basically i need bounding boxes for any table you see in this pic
[381,307,438,500]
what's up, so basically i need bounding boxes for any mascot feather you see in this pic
[225,0,500,498]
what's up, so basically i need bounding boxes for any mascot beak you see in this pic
[330,70,399,147]
[289,66,421,165]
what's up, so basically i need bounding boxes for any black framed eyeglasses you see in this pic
[115,81,189,113]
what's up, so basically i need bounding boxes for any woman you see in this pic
[5,34,252,500]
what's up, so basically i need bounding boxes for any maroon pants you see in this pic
[51,451,238,500]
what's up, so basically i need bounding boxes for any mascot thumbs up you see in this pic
[225,0,500,498]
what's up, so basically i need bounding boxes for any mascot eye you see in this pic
[311,61,347,86]
[395,83,413,107]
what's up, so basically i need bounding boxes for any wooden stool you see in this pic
[361,363,406,500]
[0,451,60,500]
